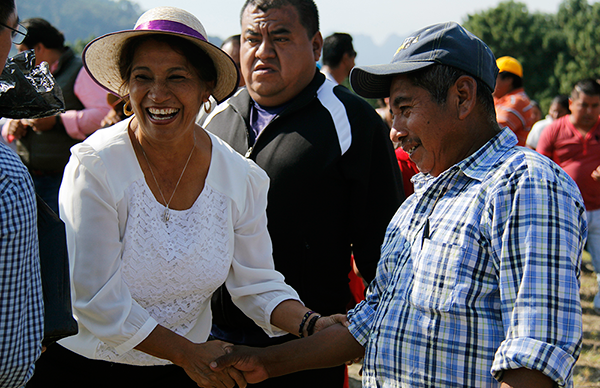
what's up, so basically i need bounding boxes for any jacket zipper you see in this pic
[244,114,283,158]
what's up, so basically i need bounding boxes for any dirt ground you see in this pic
[574,253,600,387]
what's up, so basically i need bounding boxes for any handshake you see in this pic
[172,313,364,388]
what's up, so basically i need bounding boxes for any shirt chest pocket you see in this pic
[410,239,464,312]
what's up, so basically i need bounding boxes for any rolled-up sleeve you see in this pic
[225,162,300,337]
[489,168,586,387]
[59,144,157,354]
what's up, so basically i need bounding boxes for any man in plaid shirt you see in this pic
[0,0,44,386]
[212,22,586,388]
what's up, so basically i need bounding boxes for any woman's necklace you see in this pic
[138,131,196,223]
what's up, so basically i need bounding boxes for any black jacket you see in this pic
[204,69,404,344]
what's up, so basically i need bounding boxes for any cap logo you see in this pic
[396,35,420,55]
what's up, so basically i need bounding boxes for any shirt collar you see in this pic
[412,127,517,193]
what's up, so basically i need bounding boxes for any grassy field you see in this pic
[348,252,600,387]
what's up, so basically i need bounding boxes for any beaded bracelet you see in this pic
[299,311,315,338]
[306,314,321,336]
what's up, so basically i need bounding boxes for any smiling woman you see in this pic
[24,6,340,388]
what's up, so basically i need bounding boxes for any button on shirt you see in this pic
[348,128,586,387]
[0,143,44,387]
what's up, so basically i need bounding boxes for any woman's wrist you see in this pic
[306,314,321,336]
[299,311,321,338]
[134,324,193,367]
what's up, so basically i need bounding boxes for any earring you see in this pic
[123,99,134,117]
[204,99,213,114]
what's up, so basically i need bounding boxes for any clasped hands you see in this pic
[187,313,353,388]
[198,314,357,387]
[2,116,57,142]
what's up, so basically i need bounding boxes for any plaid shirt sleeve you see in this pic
[0,146,44,388]
[487,154,586,386]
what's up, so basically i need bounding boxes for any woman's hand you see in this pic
[134,325,246,388]
[591,165,600,182]
[179,340,247,388]
[3,119,29,142]
[100,109,124,128]
[312,313,349,334]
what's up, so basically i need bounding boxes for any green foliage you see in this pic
[71,36,96,55]
[464,0,600,113]
[554,0,600,93]
[463,1,562,110]
[17,0,141,48]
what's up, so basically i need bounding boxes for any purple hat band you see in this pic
[135,20,207,42]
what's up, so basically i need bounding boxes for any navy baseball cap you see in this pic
[350,22,498,99]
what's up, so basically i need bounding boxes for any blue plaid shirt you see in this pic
[0,143,43,387]
[348,128,586,387]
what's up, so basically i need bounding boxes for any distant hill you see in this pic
[17,0,223,49]
[18,0,141,45]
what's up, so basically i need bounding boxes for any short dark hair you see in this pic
[20,18,65,50]
[221,34,241,49]
[322,33,355,68]
[409,64,497,124]
[0,0,15,26]
[552,94,570,111]
[498,71,522,89]
[571,78,600,100]
[241,0,319,38]
[118,35,217,96]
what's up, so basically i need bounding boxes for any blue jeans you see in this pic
[586,209,600,309]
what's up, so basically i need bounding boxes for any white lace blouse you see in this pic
[58,118,299,365]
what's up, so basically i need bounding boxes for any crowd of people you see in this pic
[0,0,598,387]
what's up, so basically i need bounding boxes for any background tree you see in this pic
[554,0,600,94]
[463,1,564,110]
[464,0,600,112]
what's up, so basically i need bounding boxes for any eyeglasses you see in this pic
[0,22,28,45]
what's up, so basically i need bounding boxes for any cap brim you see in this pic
[350,60,435,99]
[83,30,239,104]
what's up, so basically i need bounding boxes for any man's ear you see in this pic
[312,31,323,62]
[454,75,477,120]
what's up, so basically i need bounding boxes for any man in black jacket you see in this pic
[203,0,404,386]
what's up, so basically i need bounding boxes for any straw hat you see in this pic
[83,6,239,103]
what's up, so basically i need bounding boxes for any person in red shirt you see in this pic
[537,78,600,313]
[493,56,535,146]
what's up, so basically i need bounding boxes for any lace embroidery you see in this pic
[96,178,230,365]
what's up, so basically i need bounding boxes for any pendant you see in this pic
[163,208,170,223]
